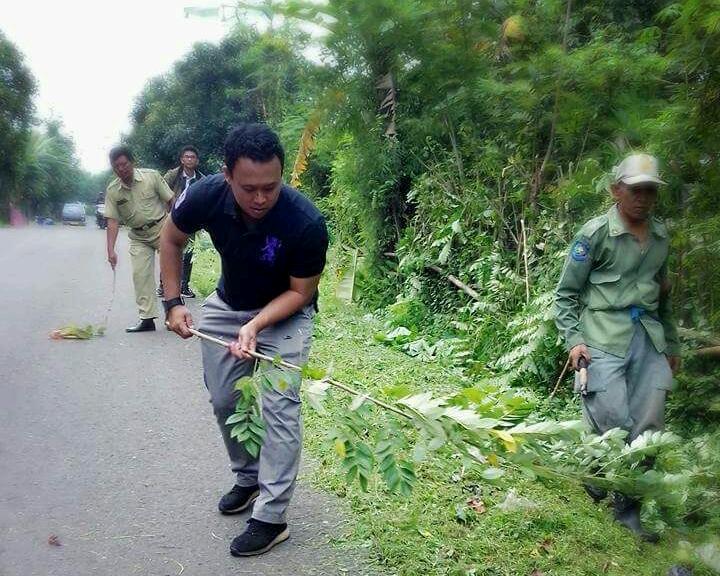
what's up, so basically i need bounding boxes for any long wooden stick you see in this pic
[548,356,571,400]
[185,327,412,419]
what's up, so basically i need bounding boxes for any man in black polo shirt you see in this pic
[160,124,328,557]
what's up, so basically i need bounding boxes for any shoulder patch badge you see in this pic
[570,239,590,262]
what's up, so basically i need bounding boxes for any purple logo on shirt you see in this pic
[260,235,282,264]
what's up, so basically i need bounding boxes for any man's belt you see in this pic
[629,306,659,323]
[132,216,165,232]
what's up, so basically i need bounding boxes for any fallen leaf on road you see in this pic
[50,324,103,340]
[48,534,61,546]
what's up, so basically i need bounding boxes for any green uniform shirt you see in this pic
[104,168,174,229]
[554,204,680,358]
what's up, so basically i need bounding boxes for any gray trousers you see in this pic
[578,324,673,442]
[198,291,314,524]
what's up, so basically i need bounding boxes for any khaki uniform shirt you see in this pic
[554,204,680,358]
[104,168,174,231]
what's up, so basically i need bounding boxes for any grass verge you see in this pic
[190,244,712,576]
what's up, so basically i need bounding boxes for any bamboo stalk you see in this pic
[520,218,530,304]
[185,327,412,419]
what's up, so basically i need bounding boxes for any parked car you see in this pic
[61,202,86,226]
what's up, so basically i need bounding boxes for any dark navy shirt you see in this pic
[172,173,328,311]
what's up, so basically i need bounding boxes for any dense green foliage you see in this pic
[0,29,35,219]
[125,25,315,173]
[127,1,720,400]
[0,30,100,220]
[131,2,720,572]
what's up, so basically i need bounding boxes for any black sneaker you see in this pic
[612,493,659,543]
[230,518,289,557]
[218,484,259,515]
[668,566,693,576]
[583,482,608,503]
[181,287,196,298]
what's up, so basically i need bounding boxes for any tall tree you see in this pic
[0,29,36,219]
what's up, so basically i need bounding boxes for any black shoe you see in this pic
[668,566,693,576]
[583,483,608,503]
[612,493,659,543]
[230,518,289,557]
[181,287,196,298]
[218,484,259,515]
[125,318,156,333]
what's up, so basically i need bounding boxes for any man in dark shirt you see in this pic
[162,145,206,298]
[160,124,328,557]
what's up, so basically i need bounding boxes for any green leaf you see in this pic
[444,406,499,430]
[234,376,255,392]
[399,392,445,419]
[305,379,331,413]
[455,503,468,523]
[349,393,369,411]
[225,413,247,425]
[336,248,360,303]
[480,467,505,481]
[334,438,347,458]
[245,440,261,459]
[412,441,428,462]
[301,364,326,380]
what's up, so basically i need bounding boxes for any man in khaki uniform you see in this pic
[105,145,174,332]
[554,152,680,542]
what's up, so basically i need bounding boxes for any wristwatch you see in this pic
[163,296,185,314]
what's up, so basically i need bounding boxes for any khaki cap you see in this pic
[613,153,666,186]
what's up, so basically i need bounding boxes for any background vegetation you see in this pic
[3,1,719,572]
[134,2,720,572]
[0,31,105,221]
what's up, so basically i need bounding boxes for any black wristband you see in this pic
[163,296,185,314]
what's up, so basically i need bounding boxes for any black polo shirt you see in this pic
[172,173,328,311]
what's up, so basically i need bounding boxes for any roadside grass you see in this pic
[305,296,711,576]
[191,245,711,576]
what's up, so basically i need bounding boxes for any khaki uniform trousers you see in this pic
[577,323,674,442]
[128,218,164,319]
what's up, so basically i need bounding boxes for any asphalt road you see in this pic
[0,225,376,576]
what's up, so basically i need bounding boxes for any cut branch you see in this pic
[186,327,413,419]
[384,252,482,302]
[427,265,481,302]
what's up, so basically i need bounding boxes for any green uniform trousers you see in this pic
[577,323,673,442]
[128,219,164,319]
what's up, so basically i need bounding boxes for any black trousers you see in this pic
[181,247,193,290]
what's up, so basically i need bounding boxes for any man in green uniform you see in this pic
[105,145,175,332]
[554,152,680,541]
